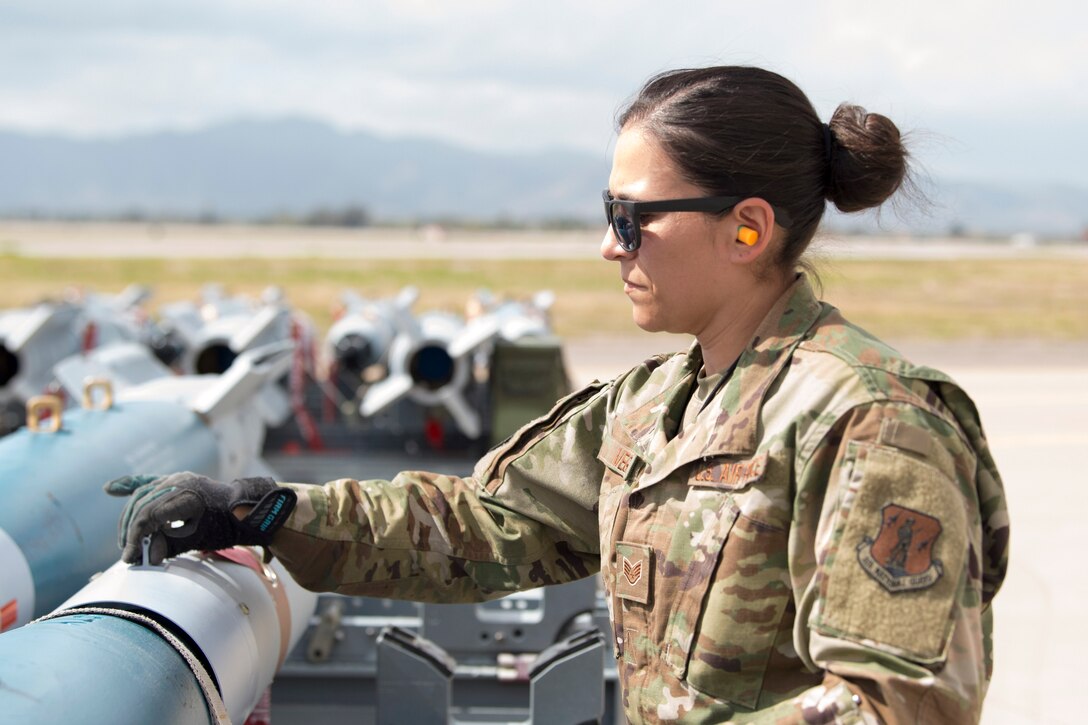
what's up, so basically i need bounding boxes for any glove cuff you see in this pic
[237,486,297,544]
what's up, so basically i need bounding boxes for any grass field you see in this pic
[1,254,1085,341]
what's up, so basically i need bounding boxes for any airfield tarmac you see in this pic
[4,219,1088,262]
[5,219,1086,723]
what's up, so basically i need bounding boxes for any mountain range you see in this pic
[1,118,1084,238]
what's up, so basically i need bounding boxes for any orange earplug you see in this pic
[737,226,758,246]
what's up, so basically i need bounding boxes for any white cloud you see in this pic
[0,0,1084,185]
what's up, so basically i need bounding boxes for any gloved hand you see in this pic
[104,472,297,565]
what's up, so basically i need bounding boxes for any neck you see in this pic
[696,275,791,374]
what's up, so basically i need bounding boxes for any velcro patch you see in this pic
[615,541,653,605]
[817,443,966,663]
[878,418,934,459]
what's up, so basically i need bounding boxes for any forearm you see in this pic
[267,473,598,601]
[261,380,612,600]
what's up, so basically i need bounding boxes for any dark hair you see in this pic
[617,66,910,269]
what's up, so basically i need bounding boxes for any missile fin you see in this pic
[6,304,74,351]
[229,306,286,351]
[191,341,295,423]
[359,374,414,416]
[447,316,501,358]
[440,390,482,439]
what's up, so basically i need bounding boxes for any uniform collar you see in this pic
[629,275,824,485]
[707,273,824,449]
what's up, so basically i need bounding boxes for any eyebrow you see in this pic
[605,190,648,203]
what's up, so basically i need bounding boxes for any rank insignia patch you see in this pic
[857,503,943,593]
[615,541,652,605]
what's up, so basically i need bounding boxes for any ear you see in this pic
[725,198,778,266]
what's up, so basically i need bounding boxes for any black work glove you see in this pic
[105,472,297,565]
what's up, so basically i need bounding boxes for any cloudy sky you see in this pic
[1,0,1084,188]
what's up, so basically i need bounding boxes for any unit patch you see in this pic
[857,503,943,593]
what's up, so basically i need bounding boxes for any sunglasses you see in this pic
[602,190,793,252]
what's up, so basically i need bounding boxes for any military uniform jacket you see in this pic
[271,276,1010,724]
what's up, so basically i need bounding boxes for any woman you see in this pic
[110,66,1009,723]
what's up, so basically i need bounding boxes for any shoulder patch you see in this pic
[815,443,967,663]
[857,503,943,592]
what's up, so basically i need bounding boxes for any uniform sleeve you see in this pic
[750,401,992,724]
[267,380,613,602]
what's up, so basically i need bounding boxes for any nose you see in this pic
[600,226,633,261]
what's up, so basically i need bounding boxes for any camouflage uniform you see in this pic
[271,276,1009,724]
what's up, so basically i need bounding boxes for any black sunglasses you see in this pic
[602,190,793,252]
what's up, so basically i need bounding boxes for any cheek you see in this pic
[642,261,695,310]
[639,218,722,292]
[651,245,715,291]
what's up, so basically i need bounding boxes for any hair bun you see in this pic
[825,103,908,212]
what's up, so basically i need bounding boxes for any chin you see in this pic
[631,309,667,333]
